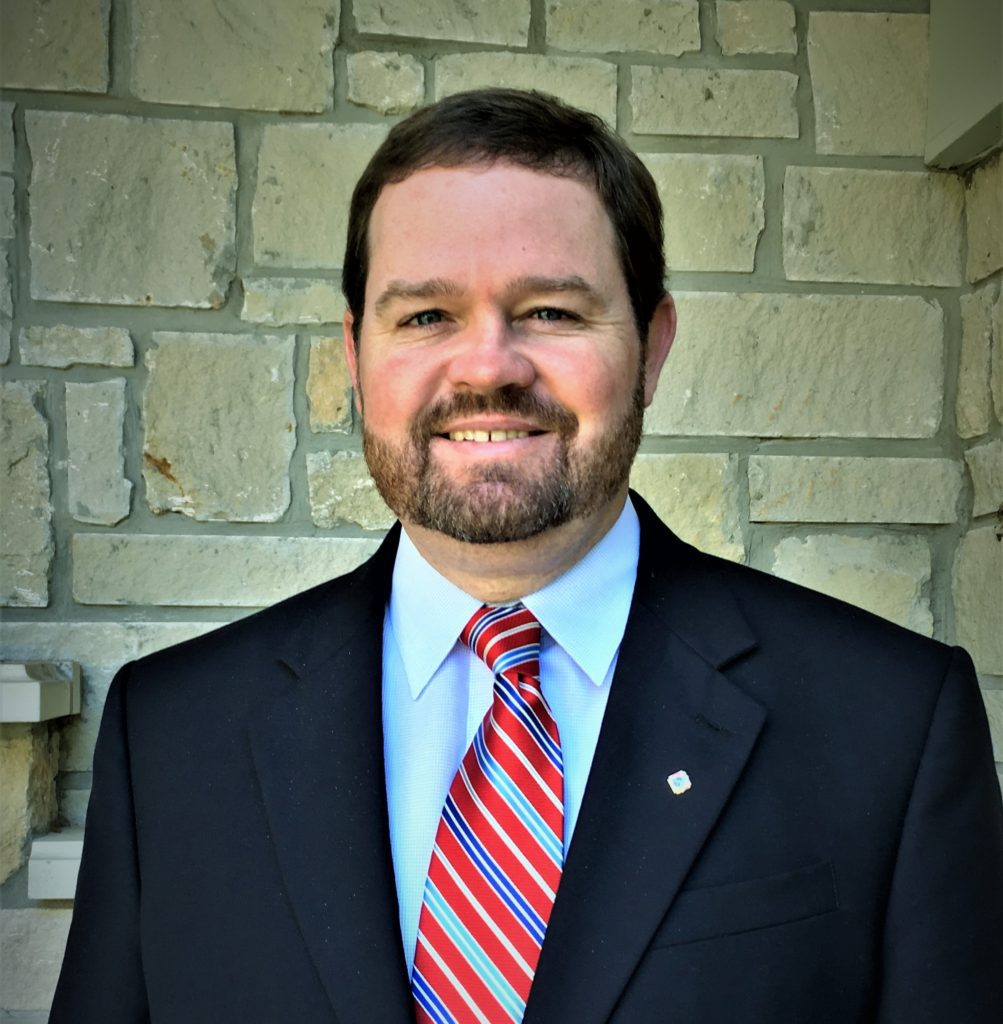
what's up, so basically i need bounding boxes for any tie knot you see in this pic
[461,602,541,683]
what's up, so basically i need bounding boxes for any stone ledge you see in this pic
[0,663,80,723]
[28,829,83,901]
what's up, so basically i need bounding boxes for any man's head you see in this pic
[343,88,667,344]
[342,89,675,552]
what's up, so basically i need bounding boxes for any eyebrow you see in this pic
[372,274,604,317]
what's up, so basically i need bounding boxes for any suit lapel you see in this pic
[526,499,766,1024]
[247,527,414,1024]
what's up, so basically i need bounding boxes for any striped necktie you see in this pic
[411,603,565,1024]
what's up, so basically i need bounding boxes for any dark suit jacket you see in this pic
[51,496,1003,1022]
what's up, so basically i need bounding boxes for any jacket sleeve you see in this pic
[876,646,1003,1022]
[49,664,150,1023]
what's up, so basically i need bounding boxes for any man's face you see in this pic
[345,162,673,544]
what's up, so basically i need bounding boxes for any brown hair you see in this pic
[342,88,666,343]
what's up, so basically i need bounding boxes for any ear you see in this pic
[642,293,676,407]
[343,309,364,417]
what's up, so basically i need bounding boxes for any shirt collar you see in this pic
[389,497,640,698]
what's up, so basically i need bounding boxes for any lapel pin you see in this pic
[667,770,692,795]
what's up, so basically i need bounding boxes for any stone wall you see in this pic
[1,0,1001,1014]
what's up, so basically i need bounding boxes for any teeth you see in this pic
[447,429,531,442]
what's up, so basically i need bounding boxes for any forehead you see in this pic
[365,163,621,297]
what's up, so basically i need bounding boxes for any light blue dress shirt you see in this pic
[382,498,641,972]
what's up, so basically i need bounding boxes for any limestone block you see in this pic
[347,52,425,116]
[646,293,943,438]
[994,290,1003,423]
[749,456,962,524]
[0,622,221,772]
[965,440,1003,518]
[143,333,295,523]
[546,0,700,56]
[308,450,395,530]
[772,533,933,636]
[783,166,963,287]
[73,535,381,606]
[0,250,10,364]
[0,0,109,93]
[0,724,60,884]
[808,12,927,157]
[308,335,352,432]
[1,382,52,607]
[983,689,1003,762]
[641,153,763,272]
[715,1,795,55]
[355,0,530,45]
[629,453,744,561]
[61,788,90,828]
[0,909,72,1011]
[0,176,13,239]
[19,325,133,368]
[65,379,131,526]
[966,154,1003,284]
[241,277,344,326]
[27,112,236,307]
[631,67,798,138]
[132,0,338,113]
[0,103,13,173]
[436,54,617,126]
[953,526,1003,675]
[957,284,997,439]
[253,123,387,269]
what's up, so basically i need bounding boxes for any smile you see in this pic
[445,430,535,442]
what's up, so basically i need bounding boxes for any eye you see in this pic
[402,309,445,328]
[528,307,577,322]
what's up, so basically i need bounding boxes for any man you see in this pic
[52,89,1003,1023]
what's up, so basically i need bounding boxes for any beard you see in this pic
[362,376,645,544]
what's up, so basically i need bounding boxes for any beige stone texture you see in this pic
[0,621,221,772]
[0,0,109,93]
[132,0,337,113]
[716,1,795,55]
[73,535,381,607]
[783,166,963,287]
[953,526,1003,676]
[547,0,700,55]
[966,154,1003,284]
[27,112,236,307]
[19,325,133,368]
[772,533,933,636]
[347,51,425,116]
[0,103,14,173]
[436,54,617,126]
[143,333,296,523]
[629,453,744,561]
[631,67,798,138]
[355,0,530,45]
[66,379,131,526]
[241,277,344,326]
[749,456,962,524]
[807,12,928,157]
[1,382,52,607]
[983,689,1003,762]
[308,450,395,530]
[308,335,353,432]
[642,153,764,272]
[957,283,997,439]
[646,293,943,438]
[253,123,387,269]
[0,909,72,1011]
[994,289,1003,423]
[0,176,13,239]
[965,440,1003,518]
[0,724,60,884]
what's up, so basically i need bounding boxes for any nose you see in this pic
[444,312,536,393]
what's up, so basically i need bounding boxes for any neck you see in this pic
[402,489,628,603]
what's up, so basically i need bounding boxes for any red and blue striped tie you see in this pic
[412,603,564,1024]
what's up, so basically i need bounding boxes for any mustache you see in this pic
[413,387,579,440]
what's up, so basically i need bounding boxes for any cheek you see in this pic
[357,351,440,430]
